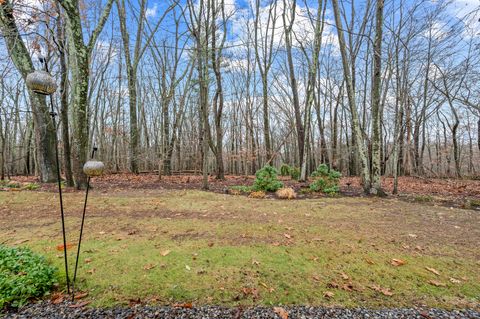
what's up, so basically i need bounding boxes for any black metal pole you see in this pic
[44,61,71,295]
[71,147,96,301]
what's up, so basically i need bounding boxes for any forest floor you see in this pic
[0,175,479,310]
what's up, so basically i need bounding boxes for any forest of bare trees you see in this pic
[0,0,479,193]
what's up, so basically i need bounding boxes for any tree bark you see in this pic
[0,0,58,183]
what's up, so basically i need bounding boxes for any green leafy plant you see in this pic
[229,185,253,194]
[289,167,300,180]
[22,183,40,191]
[0,245,57,309]
[309,164,341,195]
[0,180,21,189]
[279,164,300,180]
[280,164,291,176]
[253,165,283,192]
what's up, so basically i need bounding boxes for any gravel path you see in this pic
[4,302,480,319]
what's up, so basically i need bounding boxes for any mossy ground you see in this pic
[0,189,478,309]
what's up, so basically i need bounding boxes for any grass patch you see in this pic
[0,190,478,309]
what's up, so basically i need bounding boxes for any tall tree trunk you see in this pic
[370,0,385,195]
[56,10,74,187]
[0,0,58,183]
[331,0,371,193]
[59,0,114,189]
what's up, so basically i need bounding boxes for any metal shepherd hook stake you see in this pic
[71,148,105,301]
[26,61,70,294]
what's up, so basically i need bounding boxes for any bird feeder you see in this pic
[83,160,105,177]
[26,70,57,95]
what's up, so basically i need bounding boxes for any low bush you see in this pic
[280,164,291,176]
[0,245,57,309]
[309,164,341,195]
[279,164,300,180]
[0,180,21,189]
[289,167,300,180]
[276,187,297,200]
[22,183,40,191]
[228,185,253,195]
[253,166,283,192]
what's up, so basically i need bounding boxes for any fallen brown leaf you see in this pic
[365,258,375,265]
[425,267,440,276]
[56,243,74,251]
[284,233,292,239]
[428,280,446,287]
[74,292,89,300]
[273,306,288,319]
[323,291,334,298]
[160,250,171,257]
[369,284,393,296]
[143,263,156,270]
[173,302,193,308]
[391,258,406,266]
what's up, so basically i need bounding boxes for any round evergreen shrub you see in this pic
[289,167,300,180]
[0,245,57,309]
[309,164,341,195]
[253,165,283,192]
[280,164,291,176]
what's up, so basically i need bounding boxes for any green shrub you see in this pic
[289,167,300,180]
[0,245,57,309]
[22,183,40,191]
[0,180,21,189]
[280,164,291,176]
[253,166,283,192]
[309,164,341,195]
[229,185,253,194]
[279,164,300,180]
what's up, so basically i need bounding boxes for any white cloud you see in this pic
[145,4,158,19]
[228,0,338,52]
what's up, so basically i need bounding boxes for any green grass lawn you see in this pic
[0,189,479,309]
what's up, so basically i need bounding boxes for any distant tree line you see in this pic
[0,0,479,194]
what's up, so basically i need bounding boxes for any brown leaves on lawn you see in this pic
[173,302,193,308]
[56,243,74,251]
[369,284,393,296]
[241,287,259,300]
[323,291,334,299]
[160,249,171,256]
[74,292,89,300]
[391,258,406,266]
[143,263,156,270]
[365,258,375,265]
[273,306,288,319]
[425,267,440,276]
[51,292,65,304]
[428,280,446,287]
[284,233,292,239]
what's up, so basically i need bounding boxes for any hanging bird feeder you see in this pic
[83,160,105,177]
[26,70,57,95]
